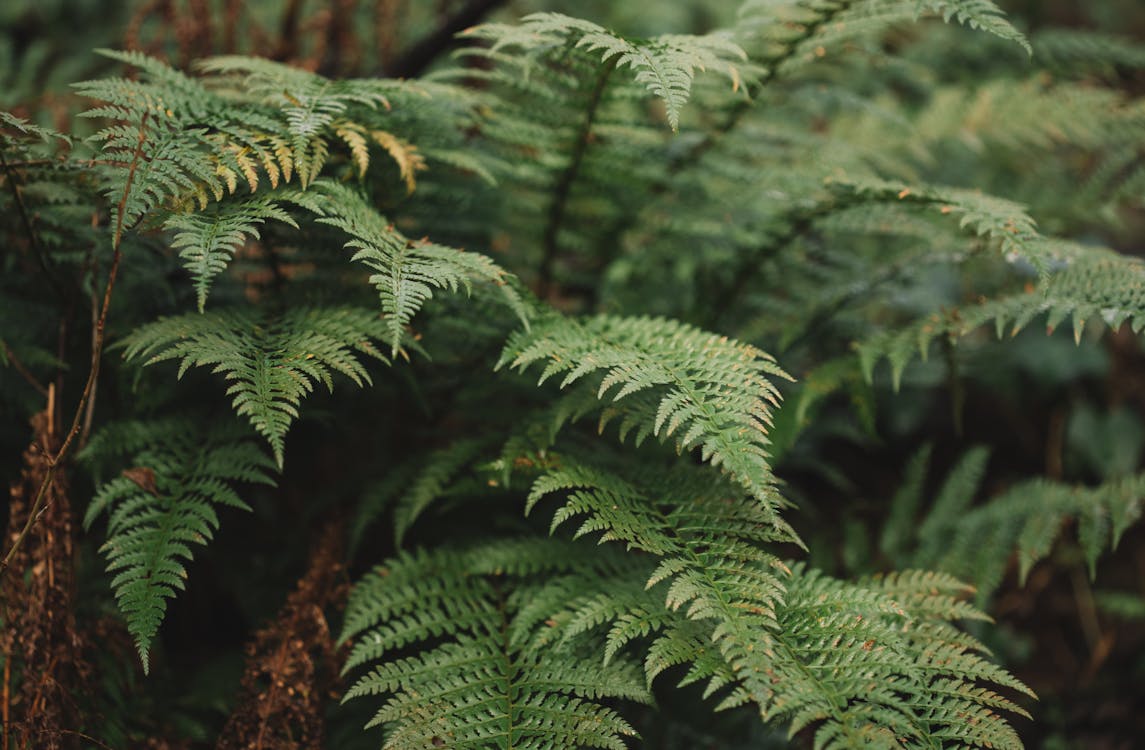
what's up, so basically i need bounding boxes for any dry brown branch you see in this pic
[215,519,349,750]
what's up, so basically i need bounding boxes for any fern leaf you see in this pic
[888,449,1145,600]
[828,176,1052,273]
[119,307,392,466]
[523,455,790,711]
[768,563,1031,747]
[859,249,1145,384]
[918,0,1031,54]
[166,192,309,311]
[82,419,275,672]
[500,315,792,519]
[314,181,528,356]
[340,542,651,750]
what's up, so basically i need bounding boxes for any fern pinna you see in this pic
[4,0,1145,747]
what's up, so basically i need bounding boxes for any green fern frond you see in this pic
[859,250,1145,387]
[917,0,1031,54]
[827,176,1051,272]
[465,12,747,131]
[0,111,71,147]
[314,181,529,356]
[1032,29,1145,73]
[340,542,652,750]
[907,79,1145,154]
[922,471,1145,599]
[523,455,791,711]
[878,448,1145,600]
[768,563,1031,747]
[196,56,406,188]
[82,419,275,672]
[78,49,432,233]
[500,315,792,516]
[119,307,392,466]
[166,190,315,311]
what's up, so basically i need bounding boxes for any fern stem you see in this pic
[0,149,65,299]
[676,0,857,171]
[705,200,832,328]
[113,112,150,249]
[537,55,619,301]
[0,229,122,576]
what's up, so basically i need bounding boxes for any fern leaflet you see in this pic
[81,419,275,672]
[340,542,652,750]
[314,181,529,356]
[119,307,392,466]
[500,315,792,520]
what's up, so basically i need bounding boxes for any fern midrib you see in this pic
[496,581,519,750]
[675,0,859,172]
[537,54,619,299]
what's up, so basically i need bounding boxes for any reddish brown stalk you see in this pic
[1,339,49,398]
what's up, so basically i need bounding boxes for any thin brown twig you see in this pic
[0,115,143,575]
[1,340,49,398]
[59,729,116,750]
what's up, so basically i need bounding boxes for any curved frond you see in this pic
[500,315,792,517]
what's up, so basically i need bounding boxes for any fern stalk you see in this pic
[1,226,123,576]
[537,55,619,299]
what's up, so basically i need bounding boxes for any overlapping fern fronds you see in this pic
[500,315,792,516]
[523,456,791,710]
[339,540,652,750]
[75,49,433,248]
[767,565,1032,748]
[80,418,276,671]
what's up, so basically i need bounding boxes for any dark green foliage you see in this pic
[884,448,1145,601]
[4,1,1145,748]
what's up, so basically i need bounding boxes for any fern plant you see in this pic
[3,1,1145,748]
